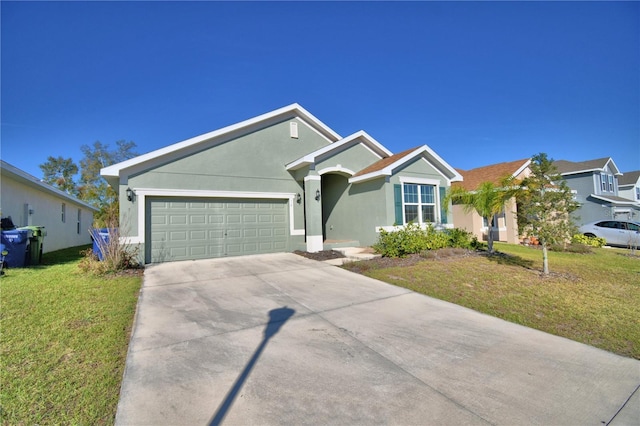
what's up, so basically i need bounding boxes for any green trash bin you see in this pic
[18,226,47,265]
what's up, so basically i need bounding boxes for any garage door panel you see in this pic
[148,197,289,263]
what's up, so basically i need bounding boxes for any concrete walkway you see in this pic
[116,253,639,425]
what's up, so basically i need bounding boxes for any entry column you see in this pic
[304,174,323,252]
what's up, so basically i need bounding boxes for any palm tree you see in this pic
[445,177,519,253]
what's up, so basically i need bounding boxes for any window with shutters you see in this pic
[402,183,437,224]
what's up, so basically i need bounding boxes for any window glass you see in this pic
[405,205,418,223]
[404,184,418,203]
[422,205,435,222]
[608,175,614,192]
[627,222,640,232]
[597,221,615,228]
[420,185,434,203]
[601,175,607,191]
[62,203,66,223]
[636,187,640,200]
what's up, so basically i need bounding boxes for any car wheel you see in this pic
[584,233,596,238]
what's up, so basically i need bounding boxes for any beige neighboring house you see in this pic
[452,158,531,244]
[0,160,98,253]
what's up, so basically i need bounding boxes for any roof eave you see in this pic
[101,103,342,181]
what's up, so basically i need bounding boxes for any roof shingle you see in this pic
[453,159,530,191]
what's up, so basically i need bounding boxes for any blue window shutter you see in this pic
[439,186,448,224]
[394,184,403,225]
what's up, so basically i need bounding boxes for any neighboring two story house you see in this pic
[618,171,640,205]
[452,159,531,244]
[553,158,640,224]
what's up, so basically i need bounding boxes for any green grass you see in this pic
[0,245,142,425]
[348,243,640,359]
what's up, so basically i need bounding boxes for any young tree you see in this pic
[518,153,579,275]
[39,156,79,195]
[445,176,518,253]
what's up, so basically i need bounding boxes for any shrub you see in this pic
[78,215,141,275]
[572,234,606,248]
[445,228,480,249]
[373,224,479,258]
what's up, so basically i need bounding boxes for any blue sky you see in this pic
[2,1,639,180]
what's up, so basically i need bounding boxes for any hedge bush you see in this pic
[373,223,479,258]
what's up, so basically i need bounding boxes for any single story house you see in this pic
[0,160,98,253]
[101,104,462,263]
[452,158,531,244]
[554,158,640,224]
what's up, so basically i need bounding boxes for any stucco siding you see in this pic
[316,143,382,175]
[322,175,387,246]
[0,175,95,252]
[122,119,328,241]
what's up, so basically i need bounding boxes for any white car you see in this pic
[579,220,640,248]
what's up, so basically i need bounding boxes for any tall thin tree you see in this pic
[518,153,579,275]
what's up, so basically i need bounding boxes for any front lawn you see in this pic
[0,245,142,425]
[344,243,640,359]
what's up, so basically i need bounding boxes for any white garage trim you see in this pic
[123,188,304,244]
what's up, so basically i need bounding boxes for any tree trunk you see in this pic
[542,243,549,275]
[487,216,495,253]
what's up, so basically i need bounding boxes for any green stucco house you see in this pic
[101,104,462,263]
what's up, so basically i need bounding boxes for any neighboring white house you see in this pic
[0,160,98,253]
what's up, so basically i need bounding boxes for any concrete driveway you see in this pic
[116,253,639,425]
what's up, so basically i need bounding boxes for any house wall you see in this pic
[619,184,639,203]
[122,118,332,251]
[316,143,383,175]
[451,198,519,244]
[321,174,387,246]
[0,174,95,252]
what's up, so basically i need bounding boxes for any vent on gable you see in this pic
[290,122,299,139]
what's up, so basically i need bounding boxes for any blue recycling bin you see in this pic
[1,229,29,267]
[90,228,115,261]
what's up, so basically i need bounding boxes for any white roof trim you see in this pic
[349,145,463,184]
[285,130,392,171]
[590,194,640,206]
[101,103,342,182]
[512,159,532,179]
[1,160,99,211]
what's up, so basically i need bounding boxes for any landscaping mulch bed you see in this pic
[293,250,346,261]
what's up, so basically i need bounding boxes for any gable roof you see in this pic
[553,157,621,176]
[101,103,342,186]
[453,158,530,191]
[349,145,463,184]
[618,170,640,187]
[285,130,392,172]
[0,160,98,211]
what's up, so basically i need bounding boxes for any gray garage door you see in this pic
[147,197,289,263]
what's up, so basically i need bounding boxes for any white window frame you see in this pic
[398,177,441,225]
[636,186,640,201]
[601,174,608,192]
[608,175,614,192]
[62,203,66,223]
[77,208,81,234]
